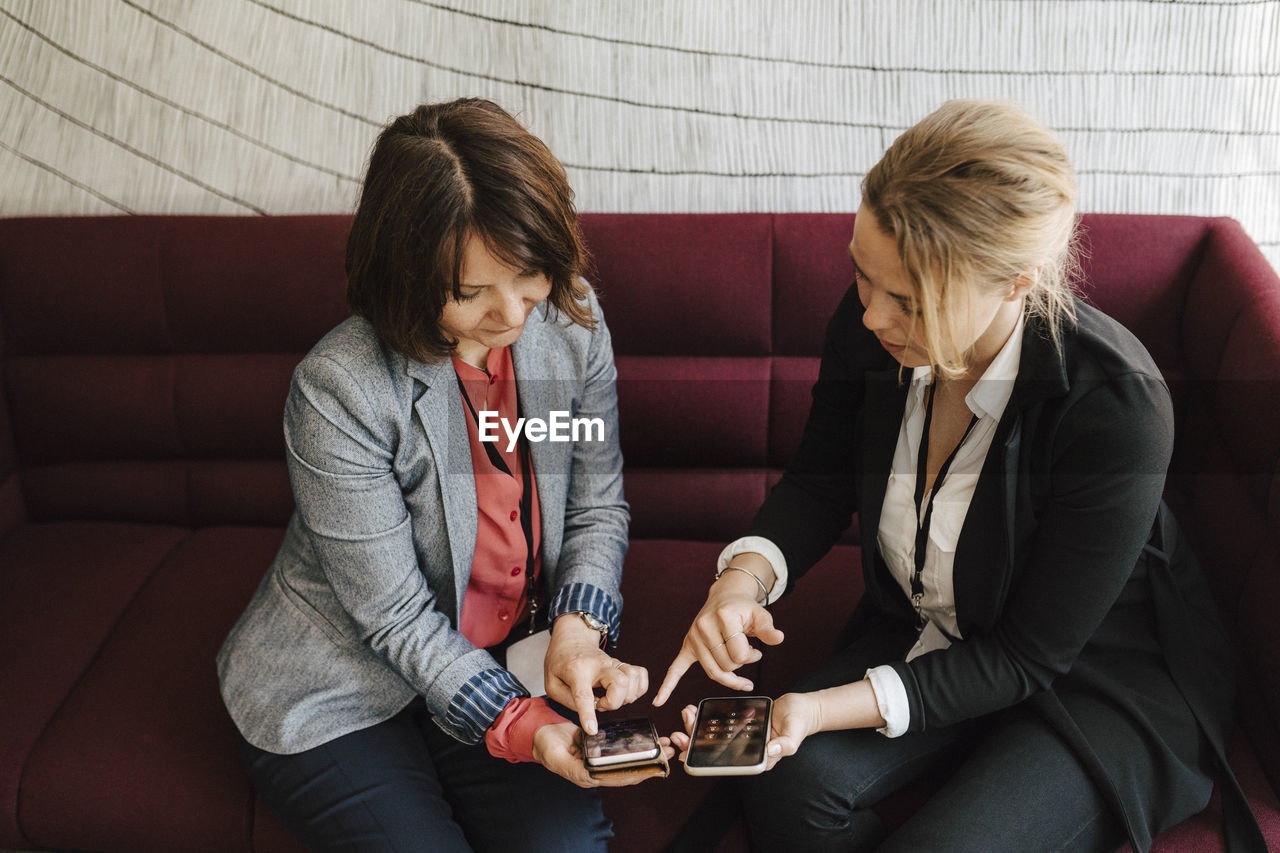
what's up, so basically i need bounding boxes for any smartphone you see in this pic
[683,696,773,776]
[581,717,663,773]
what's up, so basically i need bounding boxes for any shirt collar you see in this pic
[909,317,1025,421]
[451,346,511,381]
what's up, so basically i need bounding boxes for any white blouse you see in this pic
[865,319,1023,736]
[719,320,1024,738]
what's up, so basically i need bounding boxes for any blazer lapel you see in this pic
[406,356,477,620]
[952,316,1070,634]
[952,416,1020,633]
[511,305,570,572]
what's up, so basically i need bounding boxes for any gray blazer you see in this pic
[217,290,628,754]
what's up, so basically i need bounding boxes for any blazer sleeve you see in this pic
[283,351,513,739]
[746,285,874,585]
[545,294,630,639]
[888,369,1176,731]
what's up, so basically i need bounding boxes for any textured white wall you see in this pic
[1,0,1277,271]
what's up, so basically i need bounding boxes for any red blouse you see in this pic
[454,347,567,762]
[454,347,542,646]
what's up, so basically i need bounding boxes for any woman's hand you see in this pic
[652,565,785,706]
[532,722,674,788]
[755,692,821,770]
[668,692,820,773]
[544,614,649,735]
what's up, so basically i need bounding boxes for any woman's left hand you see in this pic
[544,614,649,735]
[668,692,821,772]
[533,722,674,788]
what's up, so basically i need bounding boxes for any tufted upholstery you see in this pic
[0,213,1276,851]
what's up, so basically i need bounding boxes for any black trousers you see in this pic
[737,631,1129,853]
[238,699,611,853]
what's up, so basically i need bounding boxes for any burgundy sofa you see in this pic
[1,213,1278,852]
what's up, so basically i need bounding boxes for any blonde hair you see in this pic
[861,99,1079,379]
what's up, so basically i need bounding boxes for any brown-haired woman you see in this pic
[657,100,1263,852]
[218,98,666,852]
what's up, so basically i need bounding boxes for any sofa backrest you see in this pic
[0,216,348,529]
[0,213,857,541]
[580,213,855,543]
[1,213,1275,545]
[1,214,1275,536]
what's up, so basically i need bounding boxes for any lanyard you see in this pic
[454,371,541,634]
[911,381,979,629]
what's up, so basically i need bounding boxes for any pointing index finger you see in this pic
[652,649,696,707]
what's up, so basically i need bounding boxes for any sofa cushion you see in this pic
[616,356,771,468]
[17,460,292,528]
[770,213,858,357]
[0,216,347,530]
[1211,304,1280,511]
[156,217,348,355]
[0,216,348,359]
[1075,214,1208,373]
[1180,218,1279,383]
[0,217,173,357]
[15,526,282,852]
[624,469,771,543]
[0,522,186,847]
[580,214,774,358]
[769,356,820,468]
[8,350,300,524]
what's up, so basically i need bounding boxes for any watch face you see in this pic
[577,612,608,645]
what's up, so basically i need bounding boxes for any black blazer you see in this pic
[750,286,1246,852]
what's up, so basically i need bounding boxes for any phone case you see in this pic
[683,696,772,776]
[580,721,670,779]
[585,747,670,779]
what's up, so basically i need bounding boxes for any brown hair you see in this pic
[862,99,1079,379]
[346,98,594,362]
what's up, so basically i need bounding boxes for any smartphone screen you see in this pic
[581,717,661,767]
[686,696,771,770]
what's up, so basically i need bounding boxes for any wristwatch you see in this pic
[570,610,610,649]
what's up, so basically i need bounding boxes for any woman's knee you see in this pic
[737,739,884,851]
[448,763,610,853]
[497,784,611,853]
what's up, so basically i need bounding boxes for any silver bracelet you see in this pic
[715,565,770,604]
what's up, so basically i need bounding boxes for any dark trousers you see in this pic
[238,699,611,853]
[737,631,1127,853]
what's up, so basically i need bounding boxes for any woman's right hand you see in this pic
[532,722,674,788]
[652,565,785,706]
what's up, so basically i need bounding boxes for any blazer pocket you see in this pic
[273,571,354,646]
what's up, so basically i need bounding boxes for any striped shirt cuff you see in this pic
[444,667,529,744]
[549,582,621,647]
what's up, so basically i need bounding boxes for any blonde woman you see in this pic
[657,101,1261,852]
